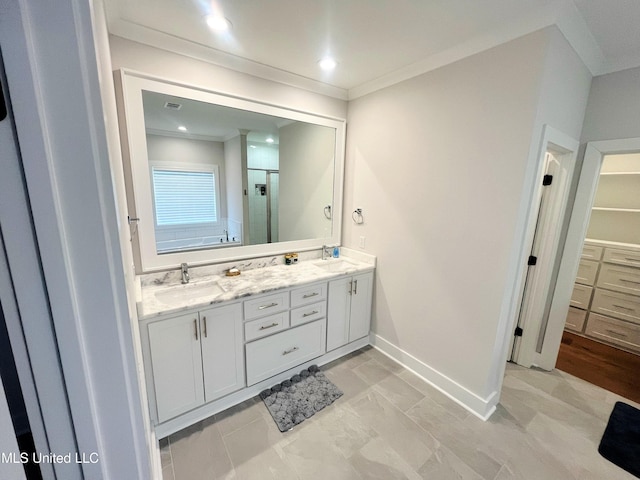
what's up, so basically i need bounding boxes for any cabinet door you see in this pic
[148,313,204,423]
[326,276,352,351]
[200,303,245,402]
[349,272,373,342]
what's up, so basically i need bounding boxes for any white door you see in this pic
[326,277,351,351]
[148,313,204,422]
[511,127,578,369]
[349,272,373,342]
[200,303,245,402]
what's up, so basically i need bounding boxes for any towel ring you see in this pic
[352,208,364,224]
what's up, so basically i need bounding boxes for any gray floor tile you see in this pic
[161,348,638,480]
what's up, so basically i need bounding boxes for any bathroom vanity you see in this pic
[113,68,367,437]
[137,255,374,437]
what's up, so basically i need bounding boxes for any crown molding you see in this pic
[108,19,349,101]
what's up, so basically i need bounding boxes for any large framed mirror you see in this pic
[114,70,345,273]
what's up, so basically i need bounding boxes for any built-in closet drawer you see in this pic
[245,319,326,386]
[290,301,326,328]
[591,289,640,325]
[585,313,640,353]
[565,307,587,332]
[603,247,640,268]
[244,312,289,342]
[244,291,290,320]
[570,284,593,310]
[582,244,603,261]
[597,263,640,296]
[576,259,599,286]
[290,282,327,308]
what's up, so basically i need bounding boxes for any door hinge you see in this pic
[514,326,523,337]
[0,80,7,122]
[528,255,537,266]
[542,174,553,186]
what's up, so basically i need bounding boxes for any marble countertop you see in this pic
[137,256,374,320]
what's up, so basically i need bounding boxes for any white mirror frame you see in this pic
[114,69,345,273]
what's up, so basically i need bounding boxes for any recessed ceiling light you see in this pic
[318,57,337,71]
[178,125,187,131]
[266,137,274,143]
[206,14,231,32]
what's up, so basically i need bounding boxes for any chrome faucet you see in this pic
[181,263,190,284]
[322,245,334,260]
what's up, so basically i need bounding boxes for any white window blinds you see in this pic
[152,168,218,226]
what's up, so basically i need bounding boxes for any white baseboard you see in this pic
[370,333,498,421]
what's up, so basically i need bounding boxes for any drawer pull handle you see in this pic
[283,346,299,355]
[203,316,207,338]
[620,279,640,285]
[353,279,358,295]
[612,304,635,311]
[194,319,198,340]
[303,292,319,299]
[258,302,279,310]
[605,329,628,338]
[303,310,319,318]
[259,322,279,330]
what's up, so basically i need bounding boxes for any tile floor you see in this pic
[160,346,639,479]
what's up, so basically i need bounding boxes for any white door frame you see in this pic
[534,137,640,369]
[510,126,579,368]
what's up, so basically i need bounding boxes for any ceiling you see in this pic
[104,0,640,100]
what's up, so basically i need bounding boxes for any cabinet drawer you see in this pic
[603,247,640,268]
[570,284,593,309]
[597,263,640,296]
[585,313,640,353]
[244,312,289,342]
[244,291,290,320]
[581,244,603,261]
[290,282,327,307]
[591,289,640,325]
[245,320,326,386]
[290,301,326,327]
[576,259,599,286]
[565,307,586,332]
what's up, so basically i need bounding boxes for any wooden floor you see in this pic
[556,331,640,404]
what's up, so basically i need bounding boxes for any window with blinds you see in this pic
[151,167,218,226]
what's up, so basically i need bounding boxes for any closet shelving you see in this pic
[565,154,640,354]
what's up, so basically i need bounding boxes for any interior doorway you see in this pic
[510,126,579,369]
[518,138,640,377]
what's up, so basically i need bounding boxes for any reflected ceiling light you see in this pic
[178,125,187,131]
[250,145,257,149]
[318,57,337,71]
[266,137,274,143]
[206,14,232,32]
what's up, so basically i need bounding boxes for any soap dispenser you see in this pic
[332,246,340,258]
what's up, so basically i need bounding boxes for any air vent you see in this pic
[164,102,182,110]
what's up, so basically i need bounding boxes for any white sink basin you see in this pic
[154,280,224,305]
[313,259,357,273]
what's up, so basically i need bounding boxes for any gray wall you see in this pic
[343,27,591,406]
[580,66,640,143]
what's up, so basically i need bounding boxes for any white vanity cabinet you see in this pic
[138,257,376,435]
[144,302,244,424]
[327,271,373,352]
[244,282,328,386]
